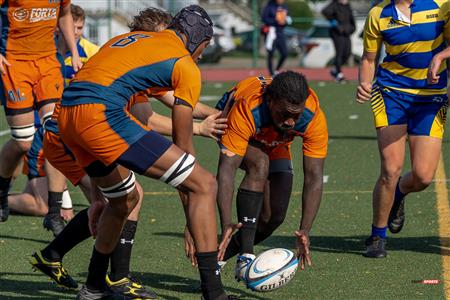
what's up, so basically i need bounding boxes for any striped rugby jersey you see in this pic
[364,0,450,96]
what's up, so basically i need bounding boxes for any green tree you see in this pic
[287,0,314,30]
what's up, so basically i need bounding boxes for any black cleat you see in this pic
[363,236,387,258]
[388,197,405,234]
[106,275,157,299]
[29,250,78,289]
[201,295,239,300]
[0,192,9,222]
[43,213,65,237]
[76,285,133,300]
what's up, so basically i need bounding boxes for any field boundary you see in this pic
[434,153,450,297]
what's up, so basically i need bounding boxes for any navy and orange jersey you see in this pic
[61,30,201,110]
[0,0,70,60]
[364,0,450,96]
[218,76,328,159]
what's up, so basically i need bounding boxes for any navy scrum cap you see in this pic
[171,5,214,54]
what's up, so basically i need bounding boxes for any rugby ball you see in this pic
[246,248,298,292]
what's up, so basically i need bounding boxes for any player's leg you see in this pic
[117,131,225,299]
[223,145,293,261]
[388,100,447,234]
[364,87,408,258]
[43,160,67,236]
[275,35,288,73]
[107,181,157,300]
[9,177,49,216]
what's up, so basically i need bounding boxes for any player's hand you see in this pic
[199,111,227,140]
[88,201,106,238]
[356,82,372,104]
[427,55,443,85]
[71,54,83,74]
[218,223,242,261]
[60,208,74,222]
[295,230,312,270]
[0,54,11,75]
[184,226,197,267]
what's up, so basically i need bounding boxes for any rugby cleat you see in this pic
[0,192,9,222]
[29,250,78,289]
[43,213,65,237]
[363,236,387,258]
[234,253,255,282]
[201,295,239,300]
[388,196,406,234]
[106,275,157,299]
[76,285,133,300]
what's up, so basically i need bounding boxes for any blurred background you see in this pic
[71,0,372,69]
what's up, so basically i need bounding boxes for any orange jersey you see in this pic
[61,30,200,109]
[0,0,70,60]
[219,76,328,158]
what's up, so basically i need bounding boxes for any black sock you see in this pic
[0,176,11,196]
[236,188,264,254]
[86,246,110,291]
[196,251,226,300]
[47,191,63,215]
[109,220,137,281]
[223,233,240,261]
[41,208,91,261]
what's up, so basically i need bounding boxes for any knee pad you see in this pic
[160,153,195,187]
[10,124,35,142]
[98,171,136,199]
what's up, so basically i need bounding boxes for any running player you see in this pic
[56,5,231,299]
[185,72,328,284]
[356,0,449,258]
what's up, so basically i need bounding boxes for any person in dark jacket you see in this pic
[262,0,291,76]
[322,0,356,82]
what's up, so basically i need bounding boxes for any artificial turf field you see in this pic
[0,81,449,299]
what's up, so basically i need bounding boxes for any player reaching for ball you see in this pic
[185,71,328,285]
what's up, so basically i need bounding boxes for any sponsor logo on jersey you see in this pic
[13,8,57,23]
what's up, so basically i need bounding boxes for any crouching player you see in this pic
[186,72,328,283]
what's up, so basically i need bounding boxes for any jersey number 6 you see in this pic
[110,33,150,48]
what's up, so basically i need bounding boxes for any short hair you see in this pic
[265,71,309,105]
[71,4,85,23]
[128,7,173,32]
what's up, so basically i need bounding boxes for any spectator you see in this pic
[322,0,356,82]
[262,0,291,76]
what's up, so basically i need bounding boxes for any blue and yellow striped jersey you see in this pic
[64,37,99,82]
[364,0,450,96]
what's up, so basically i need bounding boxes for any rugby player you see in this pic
[356,0,449,258]
[0,0,82,223]
[55,5,232,299]
[184,71,328,283]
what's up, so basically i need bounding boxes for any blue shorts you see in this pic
[370,86,448,138]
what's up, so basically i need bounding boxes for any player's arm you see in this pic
[156,91,219,119]
[58,4,82,72]
[148,111,226,139]
[356,9,381,104]
[428,47,450,85]
[356,51,377,103]
[299,156,324,233]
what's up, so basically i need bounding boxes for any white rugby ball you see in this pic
[246,248,298,292]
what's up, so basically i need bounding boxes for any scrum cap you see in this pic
[171,5,213,54]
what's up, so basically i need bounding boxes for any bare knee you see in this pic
[109,189,139,219]
[411,171,434,190]
[12,139,32,154]
[379,165,402,186]
[245,155,269,182]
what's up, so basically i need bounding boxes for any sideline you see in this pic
[434,153,450,297]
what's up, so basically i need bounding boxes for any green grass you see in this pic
[0,82,448,299]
